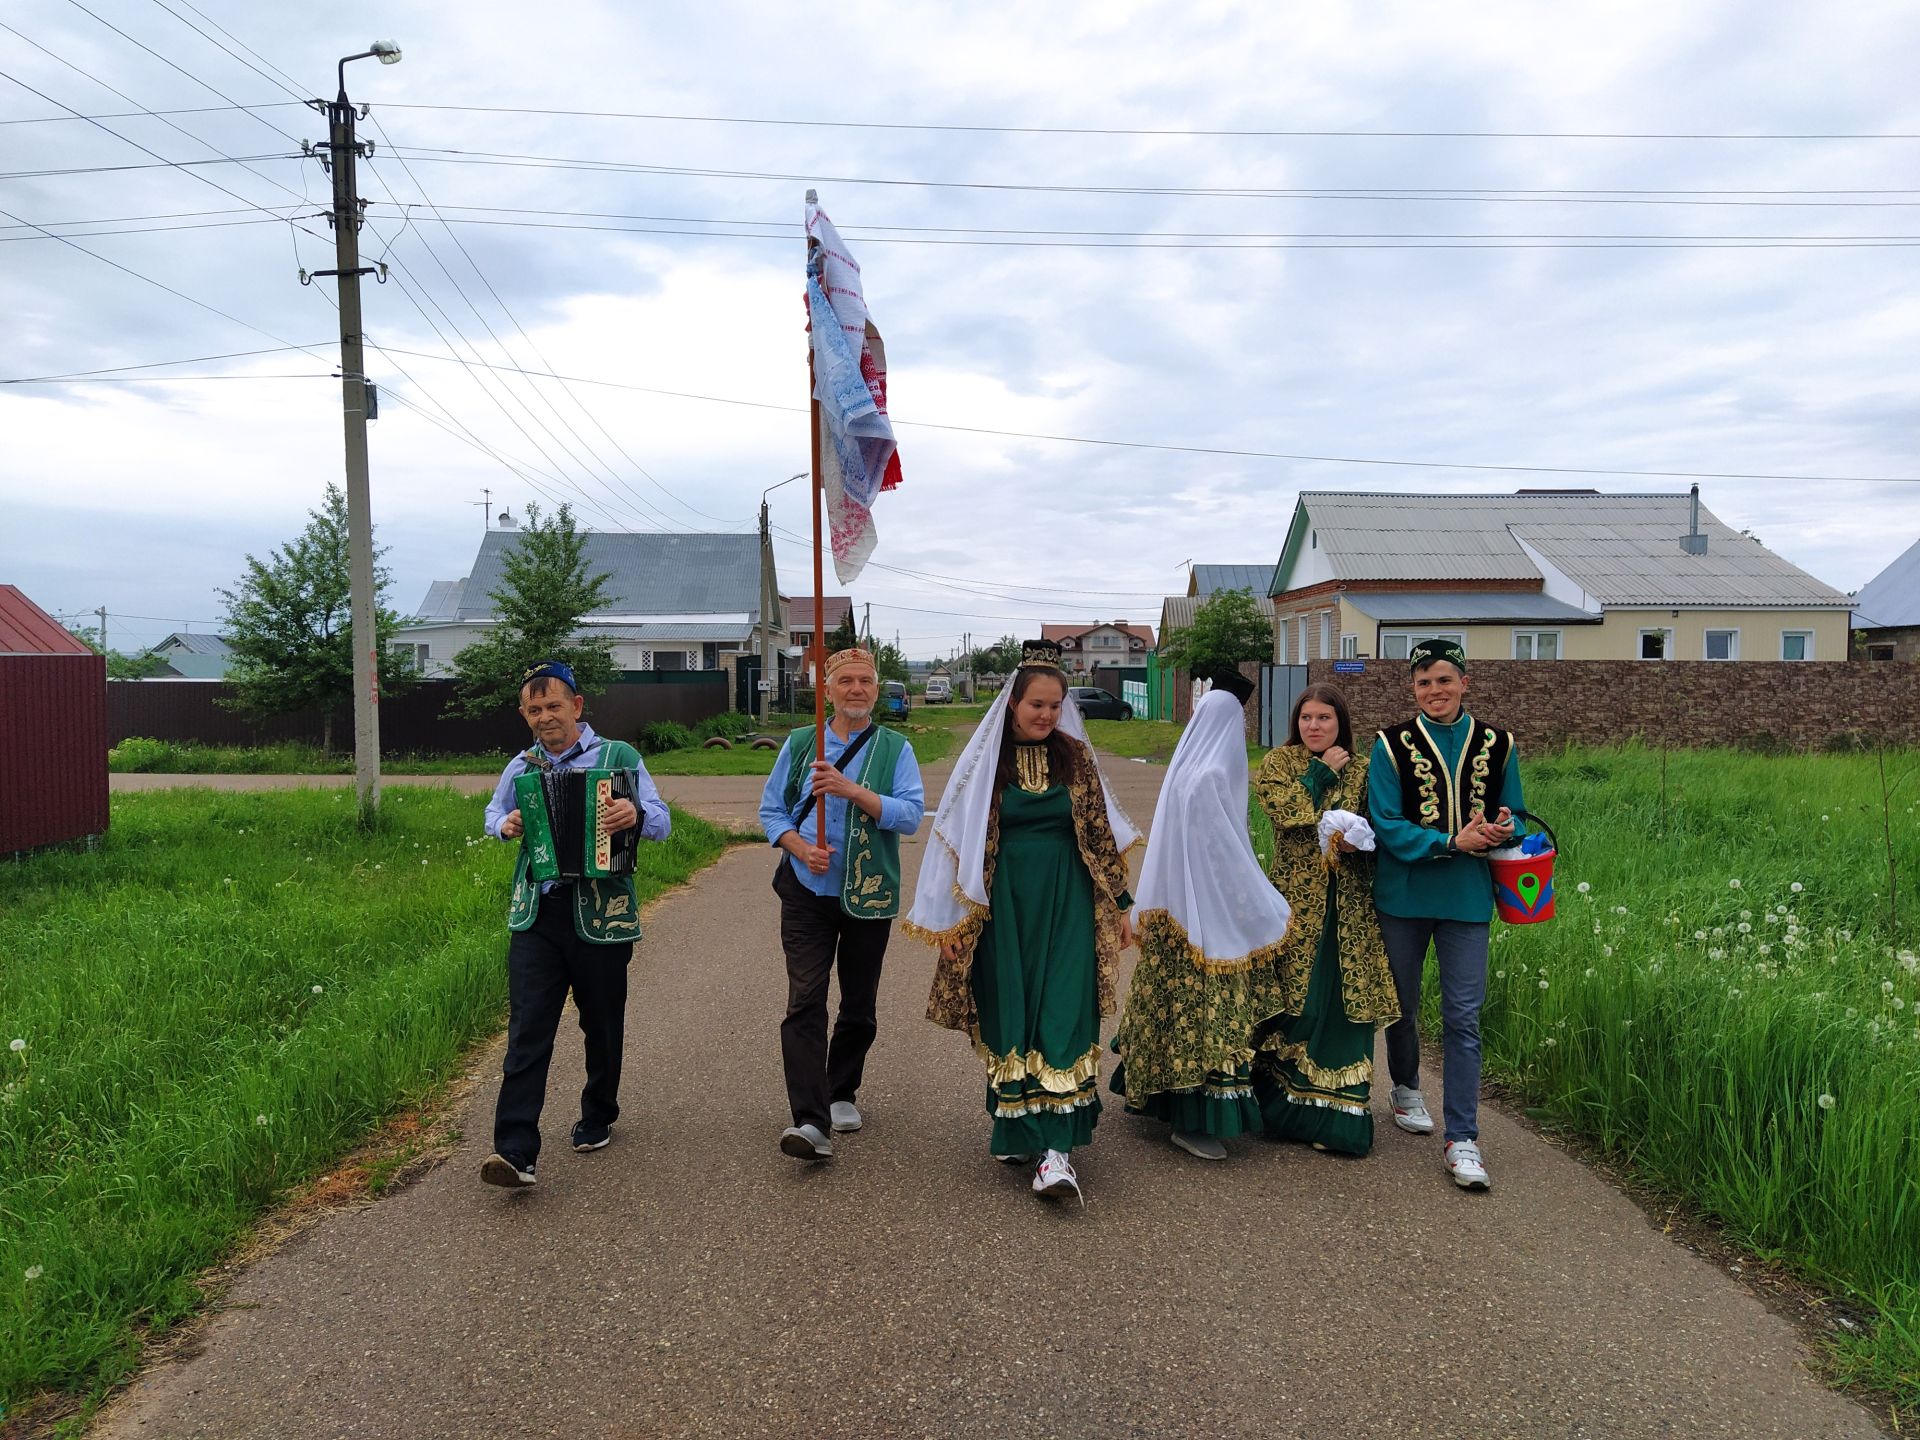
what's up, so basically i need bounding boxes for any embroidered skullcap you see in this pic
[1207,668,1255,706]
[520,659,578,692]
[1408,638,1468,675]
[1018,638,1065,670]
[825,646,877,680]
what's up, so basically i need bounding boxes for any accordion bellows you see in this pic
[513,767,640,881]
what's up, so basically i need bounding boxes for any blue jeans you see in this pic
[1378,914,1490,1143]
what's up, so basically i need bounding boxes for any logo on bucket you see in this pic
[1490,854,1556,924]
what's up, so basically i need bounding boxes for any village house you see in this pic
[1266,490,1853,664]
[1851,535,1920,662]
[1041,620,1155,676]
[145,632,234,679]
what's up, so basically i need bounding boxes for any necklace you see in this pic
[1014,742,1051,794]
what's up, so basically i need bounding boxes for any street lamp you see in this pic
[326,41,401,822]
[758,471,807,723]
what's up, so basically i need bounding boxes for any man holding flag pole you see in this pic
[759,192,922,1162]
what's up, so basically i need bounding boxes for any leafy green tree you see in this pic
[219,483,413,751]
[65,625,170,679]
[872,640,908,683]
[826,609,860,655]
[1157,587,1273,678]
[969,634,1021,674]
[450,502,618,716]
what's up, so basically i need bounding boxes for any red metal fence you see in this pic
[2,653,110,853]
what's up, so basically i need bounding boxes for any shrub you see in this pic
[694,711,756,741]
[638,721,700,755]
[107,737,177,772]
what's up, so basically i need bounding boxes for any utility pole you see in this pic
[759,496,775,725]
[863,602,872,648]
[312,41,400,823]
[96,606,107,655]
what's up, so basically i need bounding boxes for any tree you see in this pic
[871,640,908,683]
[1157,587,1273,678]
[219,483,413,751]
[450,502,619,716]
[65,625,170,680]
[968,634,1021,675]
[826,609,860,655]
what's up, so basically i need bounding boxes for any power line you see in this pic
[0,214,294,241]
[165,0,311,98]
[143,0,311,105]
[8,373,326,383]
[0,344,329,383]
[363,343,1920,486]
[0,153,300,180]
[0,102,302,124]
[371,102,1920,143]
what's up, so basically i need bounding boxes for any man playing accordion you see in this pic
[479,660,671,1189]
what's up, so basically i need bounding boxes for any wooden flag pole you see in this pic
[806,189,828,847]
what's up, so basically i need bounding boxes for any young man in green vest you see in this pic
[1367,639,1525,1192]
[479,660,671,1189]
[758,647,925,1160]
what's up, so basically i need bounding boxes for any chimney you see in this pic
[1679,484,1707,556]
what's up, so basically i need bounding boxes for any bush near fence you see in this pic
[106,675,727,756]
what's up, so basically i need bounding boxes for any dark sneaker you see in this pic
[572,1121,613,1153]
[480,1152,536,1188]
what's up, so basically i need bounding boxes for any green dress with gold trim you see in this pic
[971,746,1130,1156]
[1250,747,1399,1156]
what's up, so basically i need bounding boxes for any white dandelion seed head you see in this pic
[1603,946,1614,957]
[1538,978,1550,990]
[1576,881,1591,895]
[1710,948,1726,960]
[24,1264,42,1281]
[1729,988,1742,999]
[1817,1093,1836,1111]
[1495,970,1507,980]
[1729,878,1742,890]
[1613,905,1629,916]
[1883,980,1896,995]
[8,1038,23,1053]
[1740,910,1753,922]
[1544,1036,1557,1046]
[1585,967,1597,977]
[1790,882,1804,894]
[311,984,324,995]
[1738,923,1752,934]
[1713,927,1726,938]
[1822,814,1830,822]
[1695,931,1708,941]
[255,1114,269,1126]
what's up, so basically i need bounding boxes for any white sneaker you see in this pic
[779,1123,833,1160]
[1170,1130,1227,1161]
[829,1101,863,1133]
[1444,1139,1491,1190]
[1391,1085,1436,1135]
[1032,1149,1083,1204]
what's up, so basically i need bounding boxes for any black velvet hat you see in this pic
[1019,638,1065,669]
[1408,638,1468,675]
[1208,668,1255,706]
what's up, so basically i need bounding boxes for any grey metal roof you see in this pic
[1298,492,1851,608]
[152,632,232,655]
[589,622,753,642]
[1342,591,1601,624]
[413,578,468,622]
[1160,593,1277,634]
[1190,565,1271,596]
[452,531,761,621]
[1852,535,1920,629]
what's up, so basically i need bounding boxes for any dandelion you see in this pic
[1651,962,1664,975]
[1897,998,1909,1013]
[1538,978,1550,991]
[1738,922,1751,934]
[1729,878,1742,890]
[1791,882,1804,894]
[1695,930,1708,941]
[1729,988,1742,999]
[1740,910,1753,922]
[311,984,324,995]
[1543,1036,1557,1047]
[1757,943,1772,956]
[1622,1019,1633,1029]
[1847,1007,1859,1020]
[8,1038,23,1053]
[1822,814,1830,822]
[1603,945,1614,957]
[255,1114,269,1126]
[421,859,429,867]
[1585,967,1596,977]
[1817,1093,1836,1111]
[1709,948,1726,961]
[1576,881,1591,895]
[1883,980,1896,996]
[1495,969,1507,980]
[1593,922,1603,935]
[24,1264,42,1281]
[1613,905,1628,916]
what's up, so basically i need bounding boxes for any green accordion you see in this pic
[513,766,639,881]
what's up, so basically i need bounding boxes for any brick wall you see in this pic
[1855,627,1920,663]
[1299,659,1920,750]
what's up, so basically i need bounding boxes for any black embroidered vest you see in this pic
[1379,714,1513,836]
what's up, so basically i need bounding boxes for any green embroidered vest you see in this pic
[506,737,646,944]
[1379,714,1513,837]
[778,723,907,919]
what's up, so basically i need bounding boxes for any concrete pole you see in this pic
[329,89,381,819]
[758,498,774,725]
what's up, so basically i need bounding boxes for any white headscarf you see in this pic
[905,678,1140,943]
[1132,688,1292,965]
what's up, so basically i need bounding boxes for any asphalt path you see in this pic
[96,761,1882,1439]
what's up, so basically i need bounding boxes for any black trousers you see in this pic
[492,888,632,1166]
[775,861,892,1131]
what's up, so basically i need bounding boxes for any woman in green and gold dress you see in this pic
[1251,683,1398,1155]
[906,641,1139,1203]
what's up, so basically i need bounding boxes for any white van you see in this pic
[924,676,952,703]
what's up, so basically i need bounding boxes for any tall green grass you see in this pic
[0,788,728,1413]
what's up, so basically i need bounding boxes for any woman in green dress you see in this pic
[906,641,1139,1203]
[1251,683,1399,1155]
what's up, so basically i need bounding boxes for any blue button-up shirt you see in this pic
[758,722,925,898]
[485,723,672,891]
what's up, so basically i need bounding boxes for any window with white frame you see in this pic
[1638,628,1673,660]
[1381,630,1465,661]
[1340,633,1358,659]
[1780,630,1814,661]
[1319,612,1332,659]
[389,642,429,671]
[1704,628,1740,661]
[1512,630,1561,661]
[1867,643,1896,662]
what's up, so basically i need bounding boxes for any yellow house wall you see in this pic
[1295,600,1851,663]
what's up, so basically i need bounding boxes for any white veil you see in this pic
[904,682,1141,944]
[1132,688,1292,964]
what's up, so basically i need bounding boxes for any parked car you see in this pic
[923,676,952,703]
[883,679,911,719]
[1068,686,1132,721]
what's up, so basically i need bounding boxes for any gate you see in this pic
[1258,664,1309,747]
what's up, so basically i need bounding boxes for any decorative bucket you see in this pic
[1489,810,1559,925]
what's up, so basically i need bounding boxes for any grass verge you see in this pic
[0,787,728,1420]
[109,739,511,776]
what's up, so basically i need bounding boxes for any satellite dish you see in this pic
[497,510,518,529]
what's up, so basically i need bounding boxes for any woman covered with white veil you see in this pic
[1110,671,1293,1161]
[904,640,1139,1204]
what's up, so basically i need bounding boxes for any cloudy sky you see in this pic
[6,0,1920,658]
